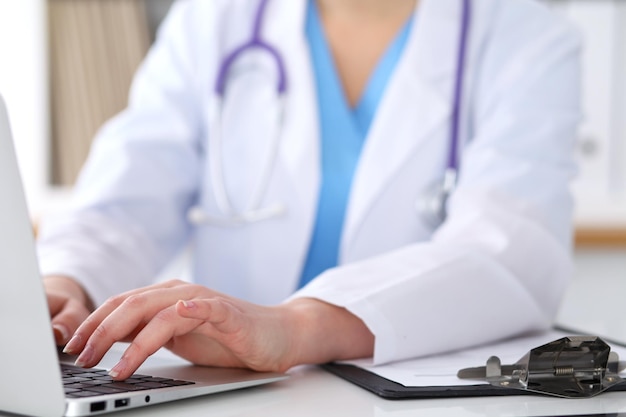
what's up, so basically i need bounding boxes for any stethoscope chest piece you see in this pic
[416,168,457,228]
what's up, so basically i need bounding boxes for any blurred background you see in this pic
[0,0,624,337]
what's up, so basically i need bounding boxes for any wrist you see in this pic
[281,298,374,367]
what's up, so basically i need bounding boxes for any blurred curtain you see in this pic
[48,0,151,185]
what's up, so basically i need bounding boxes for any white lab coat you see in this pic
[38,0,581,364]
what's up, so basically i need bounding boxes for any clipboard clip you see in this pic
[457,336,626,398]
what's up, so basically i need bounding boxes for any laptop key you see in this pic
[80,379,111,386]
[64,388,81,394]
[91,375,115,382]
[87,386,127,395]
[64,383,100,390]
[166,380,196,386]
[123,378,146,384]
[140,377,173,383]
[63,376,92,384]
[102,382,149,392]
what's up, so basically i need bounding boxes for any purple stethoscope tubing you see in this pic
[214,0,287,96]
[449,0,470,176]
[205,0,289,225]
[419,0,470,226]
[201,0,471,226]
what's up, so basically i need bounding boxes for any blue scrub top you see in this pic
[298,0,414,288]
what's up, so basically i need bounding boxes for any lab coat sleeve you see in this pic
[291,1,582,364]
[37,0,208,307]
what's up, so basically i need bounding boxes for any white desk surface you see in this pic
[46,364,626,417]
[2,363,626,417]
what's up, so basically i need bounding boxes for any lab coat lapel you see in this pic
[342,0,465,256]
[247,0,319,290]
[264,0,320,213]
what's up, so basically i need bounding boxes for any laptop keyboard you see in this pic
[62,363,195,398]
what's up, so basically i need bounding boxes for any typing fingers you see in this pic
[66,280,191,350]
[65,281,203,367]
[107,298,244,380]
[107,306,203,380]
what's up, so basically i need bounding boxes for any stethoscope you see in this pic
[188,0,471,228]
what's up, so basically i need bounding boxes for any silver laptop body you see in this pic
[0,96,287,417]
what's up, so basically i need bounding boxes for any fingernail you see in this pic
[53,324,69,344]
[75,344,94,367]
[180,300,196,309]
[63,334,82,354]
[109,358,127,379]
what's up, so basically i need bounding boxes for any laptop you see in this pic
[0,95,287,417]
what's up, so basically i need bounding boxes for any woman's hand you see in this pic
[45,275,94,345]
[62,280,374,380]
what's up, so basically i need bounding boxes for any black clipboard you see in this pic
[321,362,529,399]
[321,362,626,400]
[321,330,626,400]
